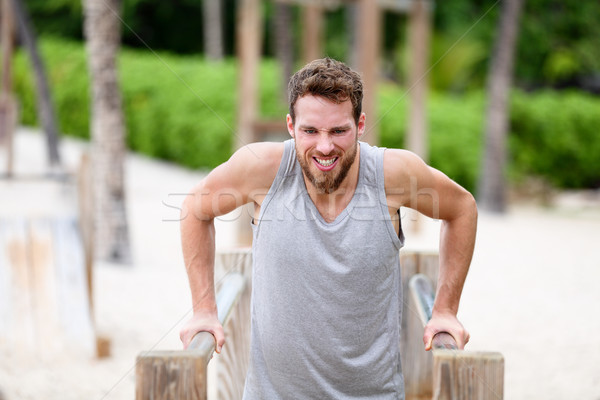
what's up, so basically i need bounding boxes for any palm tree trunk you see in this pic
[477,0,525,212]
[83,0,131,264]
[10,0,61,170]
[203,0,223,61]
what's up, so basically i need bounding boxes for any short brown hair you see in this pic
[288,58,363,125]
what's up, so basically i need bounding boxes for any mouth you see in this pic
[313,156,339,171]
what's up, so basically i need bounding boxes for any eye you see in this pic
[332,129,347,135]
[304,129,317,134]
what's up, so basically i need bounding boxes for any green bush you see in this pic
[12,37,600,191]
[510,90,600,188]
[379,87,484,192]
[13,37,285,169]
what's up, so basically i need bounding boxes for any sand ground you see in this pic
[1,128,599,400]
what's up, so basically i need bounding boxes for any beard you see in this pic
[296,140,358,194]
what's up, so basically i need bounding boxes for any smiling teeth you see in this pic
[315,157,336,167]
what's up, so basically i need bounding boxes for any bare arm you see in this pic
[179,143,282,350]
[385,149,477,350]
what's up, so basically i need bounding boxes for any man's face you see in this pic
[287,95,365,194]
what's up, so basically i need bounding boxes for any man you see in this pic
[180,58,477,399]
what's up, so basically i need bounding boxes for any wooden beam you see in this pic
[302,5,324,63]
[236,0,262,149]
[433,350,504,400]
[135,342,213,400]
[356,0,381,145]
[406,0,431,160]
[400,251,439,399]
[136,269,250,400]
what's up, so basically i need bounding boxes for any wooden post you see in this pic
[136,254,252,400]
[400,251,439,399]
[236,0,261,150]
[302,5,324,64]
[402,251,505,400]
[235,0,262,246]
[406,0,431,160]
[432,350,504,400]
[136,333,214,400]
[356,0,381,144]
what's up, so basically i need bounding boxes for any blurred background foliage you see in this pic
[10,0,600,192]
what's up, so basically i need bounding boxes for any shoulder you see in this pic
[203,141,285,197]
[382,148,436,208]
[383,148,433,186]
[229,141,285,181]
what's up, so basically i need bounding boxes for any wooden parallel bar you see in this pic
[409,274,457,350]
[408,270,505,400]
[400,251,439,399]
[135,271,247,400]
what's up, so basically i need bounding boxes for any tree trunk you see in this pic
[203,0,223,61]
[10,0,61,170]
[0,0,17,176]
[83,0,131,264]
[273,2,293,103]
[477,0,524,212]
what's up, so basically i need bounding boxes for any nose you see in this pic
[315,133,334,155]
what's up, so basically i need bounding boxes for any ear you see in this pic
[286,114,295,138]
[357,112,366,139]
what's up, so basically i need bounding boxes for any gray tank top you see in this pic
[244,139,405,399]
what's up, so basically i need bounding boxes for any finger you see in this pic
[423,330,434,351]
[180,330,191,349]
[213,326,226,353]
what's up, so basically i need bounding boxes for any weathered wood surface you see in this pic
[0,179,95,359]
[405,258,505,400]
[136,250,253,400]
[210,252,252,400]
[0,183,96,360]
[138,249,502,400]
[433,351,504,400]
[135,342,213,400]
[400,251,440,399]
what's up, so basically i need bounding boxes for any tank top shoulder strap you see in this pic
[256,139,295,223]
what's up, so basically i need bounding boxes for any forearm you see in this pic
[434,196,477,316]
[180,198,217,314]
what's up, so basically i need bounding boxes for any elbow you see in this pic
[465,191,478,226]
[181,181,213,223]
